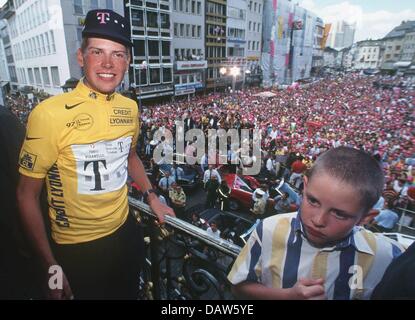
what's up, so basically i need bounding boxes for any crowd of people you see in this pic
[136,73,414,223]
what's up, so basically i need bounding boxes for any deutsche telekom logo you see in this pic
[97,12,110,24]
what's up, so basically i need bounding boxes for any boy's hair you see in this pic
[306,147,384,213]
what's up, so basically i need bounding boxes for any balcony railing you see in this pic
[129,197,241,300]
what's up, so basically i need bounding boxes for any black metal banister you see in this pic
[129,197,242,258]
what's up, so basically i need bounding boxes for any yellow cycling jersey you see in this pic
[19,80,139,244]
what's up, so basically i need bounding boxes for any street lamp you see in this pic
[215,67,227,93]
[243,69,251,90]
[230,66,240,93]
[138,60,147,112]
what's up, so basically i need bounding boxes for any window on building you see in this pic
[148,40,159,56]
[161,41,170,56]
[147,11,158,28]
[192,25,196,37]
[254,2,257,12]
[396,45,401,50]
[197,1,201,14]
[28,68,34,84]
[45,32,50,54]
[131,9,144,27]
[197,25,201,38]
[163,68,172,82]
[135,68,147,85]
[179,0,183,11]
[180,24,184,37]
[173,0,177,10]
[174,23,178,36]
[34,67,42,84]
[259,3,262,13]
[181,74,187,83]
[160,13,170,29]
[40,34,45,55]
[41,67,50,85]
[106,0,113,10]
[249,21,251,31]
[133,39,146,56]
[51,66,60,86]
[90,0,98,10]
[74,0,83,14]
[150,68,161,84]
[50,30,56,53]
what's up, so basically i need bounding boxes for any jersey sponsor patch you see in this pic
[109,116,134,126]
[19,150,37,171]
[71,136,132,195]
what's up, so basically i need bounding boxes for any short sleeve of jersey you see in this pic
[18,105,59,178]
[130,102,140,151]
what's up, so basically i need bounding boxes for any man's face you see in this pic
[300,173,366,248]
[77,38,130,94]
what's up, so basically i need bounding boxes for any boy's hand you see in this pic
[291,278,326,300]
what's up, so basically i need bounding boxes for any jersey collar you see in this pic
[75,78,116,102]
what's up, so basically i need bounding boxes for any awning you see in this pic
[394,61,411,68]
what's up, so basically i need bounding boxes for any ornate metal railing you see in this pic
[396,207,415,235]
[129,197,242,300]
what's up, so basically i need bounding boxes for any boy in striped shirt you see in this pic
[228,147,404,300]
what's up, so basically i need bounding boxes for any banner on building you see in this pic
[321,23,331,49]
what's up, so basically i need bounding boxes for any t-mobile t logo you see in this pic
[96,12,110,24]
[84,160,107,191]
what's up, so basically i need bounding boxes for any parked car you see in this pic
[159,163,201,192]
[197,208,257,247]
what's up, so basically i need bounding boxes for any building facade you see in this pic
[205,0,227,90]
[353,40,383,70]
[0,0,122,96]
[245,0,262,85]
[125,0,174,100]
[326,20,356,50]
[311,16,324,75]
[380,21,415,71]
[171,0,206,97]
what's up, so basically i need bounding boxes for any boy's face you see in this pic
[300,173,367,248]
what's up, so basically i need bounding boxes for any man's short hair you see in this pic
[307,147,384,213]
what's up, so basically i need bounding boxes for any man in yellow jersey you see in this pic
[16,9,174,299]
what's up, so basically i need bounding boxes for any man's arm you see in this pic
[232,278,326,300]
[16,175,72,299]
[128,150,175,223]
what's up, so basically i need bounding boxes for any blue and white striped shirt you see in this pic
[228,212,404,300]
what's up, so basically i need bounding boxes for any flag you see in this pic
[293,20,303,30]
[278,16,284,39]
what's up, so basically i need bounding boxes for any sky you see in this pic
[300,0,415,41]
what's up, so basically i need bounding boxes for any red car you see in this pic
[220,170,274,211]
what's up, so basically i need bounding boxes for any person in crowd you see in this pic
[217,180,231,211]
[169,182,186,220]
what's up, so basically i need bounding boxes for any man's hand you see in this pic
[45,268,74,300]
[290,278,326,300]
[148,195,175,224]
